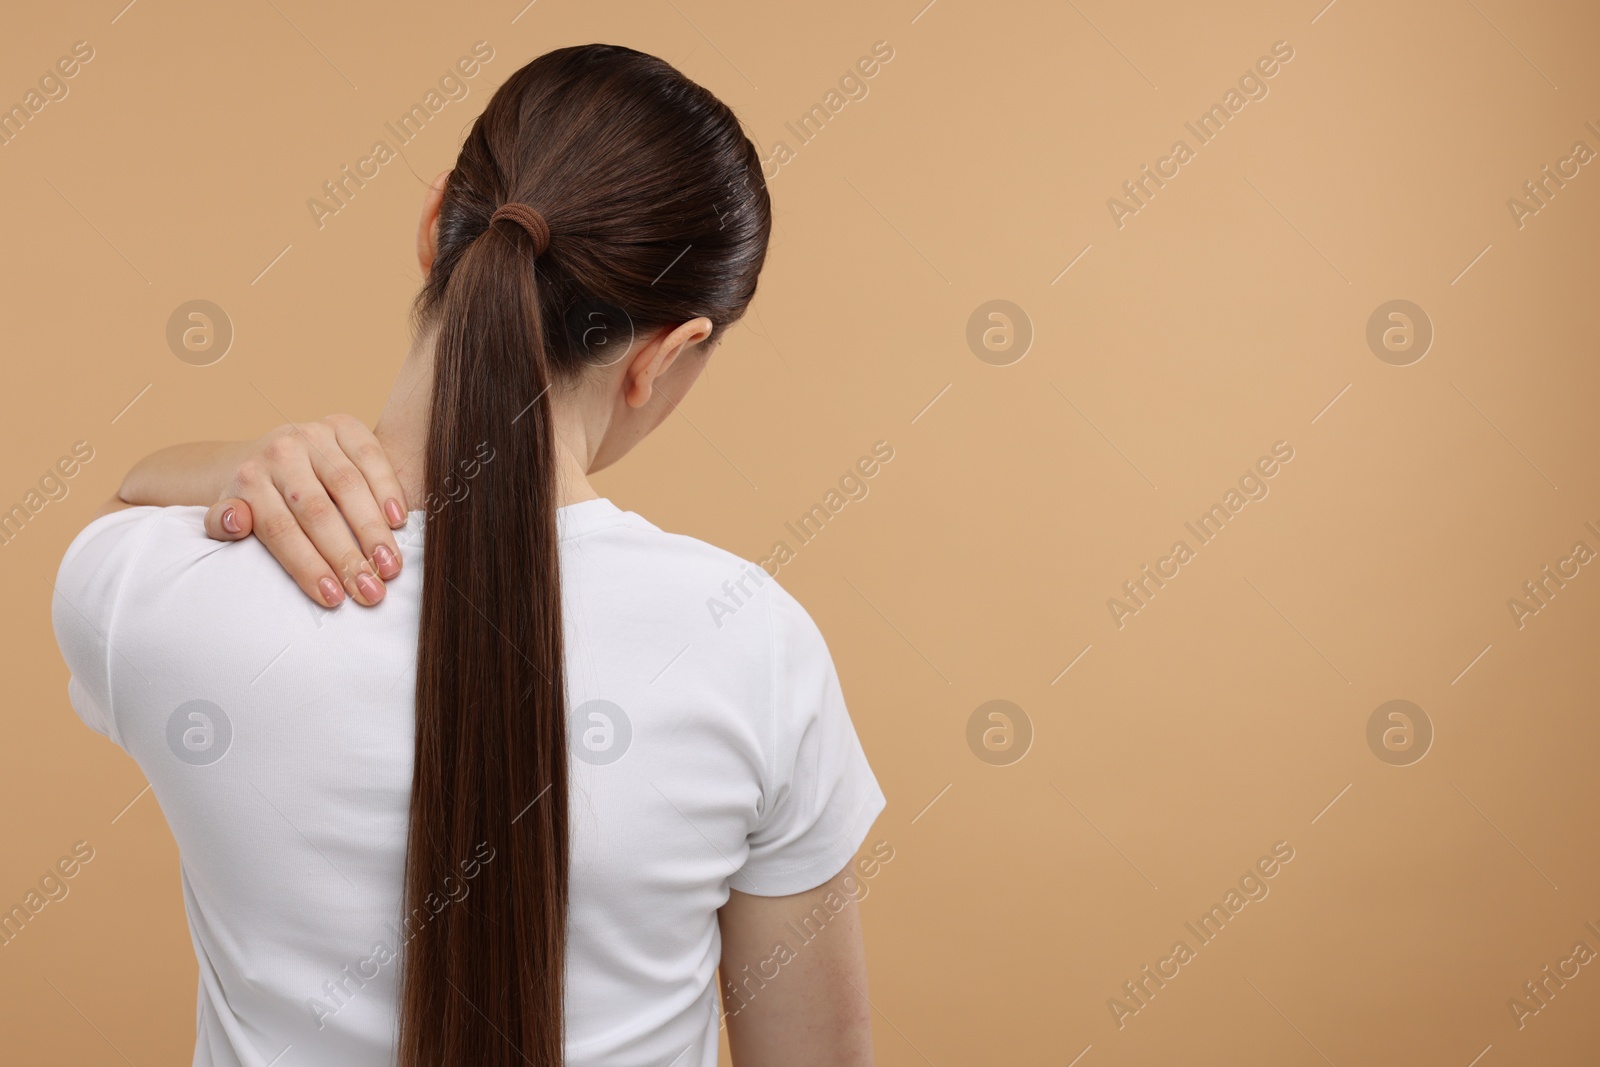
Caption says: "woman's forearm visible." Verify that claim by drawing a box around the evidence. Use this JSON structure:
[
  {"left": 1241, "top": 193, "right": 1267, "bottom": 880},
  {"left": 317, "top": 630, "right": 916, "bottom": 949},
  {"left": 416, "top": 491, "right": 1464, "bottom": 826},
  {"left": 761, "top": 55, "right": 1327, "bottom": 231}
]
[{"left": 117, "top": 440, "right": 255, "bottom": 507}]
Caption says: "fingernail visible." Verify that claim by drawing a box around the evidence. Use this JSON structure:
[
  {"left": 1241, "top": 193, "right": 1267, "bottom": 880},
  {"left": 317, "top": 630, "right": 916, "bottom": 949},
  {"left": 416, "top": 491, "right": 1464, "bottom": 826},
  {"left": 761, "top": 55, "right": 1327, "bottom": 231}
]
[
  {"left": 221, "top": 507, "right": 242, "bottom": 535},
  {"left": 385, "top": 499, "right": 405, "bottom": 527},
  {"left": 356, "top": 573, "right": 385, "bottom": 604},
  {"left": 319, "top": 577, "right": 345, "bottom": 606},
  {"left": 373, "top": 544, "right": 399, "bottom": 579}
]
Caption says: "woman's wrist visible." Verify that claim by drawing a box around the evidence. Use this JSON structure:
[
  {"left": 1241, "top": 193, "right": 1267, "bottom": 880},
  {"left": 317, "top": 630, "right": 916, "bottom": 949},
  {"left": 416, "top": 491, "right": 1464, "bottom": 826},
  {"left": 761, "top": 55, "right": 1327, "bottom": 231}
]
[{"left": 118, "top": 440, "right": 255, "bottom": 508}]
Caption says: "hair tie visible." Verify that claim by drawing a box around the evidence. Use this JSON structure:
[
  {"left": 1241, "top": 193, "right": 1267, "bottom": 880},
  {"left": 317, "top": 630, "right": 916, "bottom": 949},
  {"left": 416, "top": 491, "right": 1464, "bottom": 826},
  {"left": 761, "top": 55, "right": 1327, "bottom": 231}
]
[{"left": 490, "top": 202, "right": 550, "bottom": 258}]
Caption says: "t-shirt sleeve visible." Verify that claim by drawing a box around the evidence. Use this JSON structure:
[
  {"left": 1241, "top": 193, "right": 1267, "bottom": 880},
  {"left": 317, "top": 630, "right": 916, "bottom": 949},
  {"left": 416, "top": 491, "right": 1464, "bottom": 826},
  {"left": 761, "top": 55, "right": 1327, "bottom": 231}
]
[
  {"left": 50, "top": 507, "right": 161, "bottom": 746},
  {"left": 735, "top": 586, "right": 887, "bottom": 896}
]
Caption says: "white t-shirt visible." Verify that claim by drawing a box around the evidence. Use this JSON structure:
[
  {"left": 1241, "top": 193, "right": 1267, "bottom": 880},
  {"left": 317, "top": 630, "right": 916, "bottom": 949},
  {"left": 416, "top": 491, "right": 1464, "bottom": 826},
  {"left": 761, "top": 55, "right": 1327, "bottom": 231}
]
[{"left": 52, "top": 499, "right": 885, "bottom": 1067}]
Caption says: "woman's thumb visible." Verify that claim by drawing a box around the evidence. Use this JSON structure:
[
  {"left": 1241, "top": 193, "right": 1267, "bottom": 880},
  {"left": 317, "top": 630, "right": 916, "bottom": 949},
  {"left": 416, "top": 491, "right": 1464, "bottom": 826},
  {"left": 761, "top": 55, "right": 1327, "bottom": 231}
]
[{"left": 205, "top": 499, "right": 254, "bottom": 541}]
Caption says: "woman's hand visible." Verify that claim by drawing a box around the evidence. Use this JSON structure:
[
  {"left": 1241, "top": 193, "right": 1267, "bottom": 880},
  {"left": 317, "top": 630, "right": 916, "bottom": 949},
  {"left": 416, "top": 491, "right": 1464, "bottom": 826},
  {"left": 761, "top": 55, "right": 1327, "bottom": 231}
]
[{"left": 203, "top": 415, "right": 410, "bottom": 609}]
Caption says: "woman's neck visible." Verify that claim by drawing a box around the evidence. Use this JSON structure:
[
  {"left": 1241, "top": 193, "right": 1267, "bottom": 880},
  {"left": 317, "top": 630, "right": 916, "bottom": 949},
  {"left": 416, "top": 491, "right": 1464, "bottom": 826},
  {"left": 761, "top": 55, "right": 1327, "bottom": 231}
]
[{"left": 372, "top": 333, "right": 601, "bottom": 512}]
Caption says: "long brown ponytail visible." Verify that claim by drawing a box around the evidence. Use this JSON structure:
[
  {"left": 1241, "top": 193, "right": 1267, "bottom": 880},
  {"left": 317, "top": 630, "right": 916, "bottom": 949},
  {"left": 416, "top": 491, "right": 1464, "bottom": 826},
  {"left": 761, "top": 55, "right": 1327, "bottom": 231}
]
[{"left": 401, "top": 44, "right": 770, "bottom": 1066}]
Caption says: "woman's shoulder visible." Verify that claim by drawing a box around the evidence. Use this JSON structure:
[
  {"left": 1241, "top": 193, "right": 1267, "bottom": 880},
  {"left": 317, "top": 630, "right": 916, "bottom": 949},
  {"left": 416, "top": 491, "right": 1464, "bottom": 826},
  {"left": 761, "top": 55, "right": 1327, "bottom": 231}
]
[
  {"left": 57, "top": 504, "right": 208, "bottom": 585},
  {"left": 55, "top": 503, "right": 300, "bottom": 644},
  {"left": 574, "top": 507, "right": 821, "bottom": 651}
]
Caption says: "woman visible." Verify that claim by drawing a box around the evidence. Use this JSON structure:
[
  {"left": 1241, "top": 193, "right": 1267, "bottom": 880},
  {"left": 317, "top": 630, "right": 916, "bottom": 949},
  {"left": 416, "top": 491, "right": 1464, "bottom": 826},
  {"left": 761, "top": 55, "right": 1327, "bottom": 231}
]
[{"left": 53, "top": 44, "right": 884, "bottom": 1067}]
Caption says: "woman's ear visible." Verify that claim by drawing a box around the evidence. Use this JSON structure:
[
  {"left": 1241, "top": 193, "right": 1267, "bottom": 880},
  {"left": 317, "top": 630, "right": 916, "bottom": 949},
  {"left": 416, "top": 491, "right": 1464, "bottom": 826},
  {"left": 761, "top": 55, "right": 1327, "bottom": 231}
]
[
  {"left": 623, "top": 318, "right": 715, "bottom": 408},
  {"left": 416, "top": 170, "right": 452, "bottom": 276}
]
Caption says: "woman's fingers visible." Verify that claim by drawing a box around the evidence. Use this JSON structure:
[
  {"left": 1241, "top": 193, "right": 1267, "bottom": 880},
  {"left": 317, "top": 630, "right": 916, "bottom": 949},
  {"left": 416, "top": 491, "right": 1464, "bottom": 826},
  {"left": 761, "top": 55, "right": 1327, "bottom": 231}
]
[
  {"left": 234, "top": 478, "right": 350, "bottom": 609},
  {"left": 264, "top": 437, "right": 387, "bottom": 607},
  {"left": 314, "top": 415, "right": 405, "bottom": 581},
  {"left": 327, "top": 415, "right": 410, "bottom": 529},
  {"left": 204, "top": 498, "right": 254, "bottom": 541},
  {"left": 203, "top": 418, "right": 408, "bottom": 609}
]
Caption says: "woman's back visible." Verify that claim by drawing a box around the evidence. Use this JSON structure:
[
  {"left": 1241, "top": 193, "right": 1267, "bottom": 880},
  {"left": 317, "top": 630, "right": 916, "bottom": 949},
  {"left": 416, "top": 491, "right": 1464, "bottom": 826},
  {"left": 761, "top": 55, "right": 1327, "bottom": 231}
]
[{"left": 53, "top": 500, "right": 883, "bottom": 1067}]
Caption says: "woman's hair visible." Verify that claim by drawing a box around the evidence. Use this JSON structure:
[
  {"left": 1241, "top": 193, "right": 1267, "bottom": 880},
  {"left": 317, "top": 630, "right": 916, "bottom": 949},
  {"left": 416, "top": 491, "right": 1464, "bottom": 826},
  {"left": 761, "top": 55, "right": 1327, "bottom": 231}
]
[{"left": 403, "top": 44, "right": 770, "bottom": 1067}]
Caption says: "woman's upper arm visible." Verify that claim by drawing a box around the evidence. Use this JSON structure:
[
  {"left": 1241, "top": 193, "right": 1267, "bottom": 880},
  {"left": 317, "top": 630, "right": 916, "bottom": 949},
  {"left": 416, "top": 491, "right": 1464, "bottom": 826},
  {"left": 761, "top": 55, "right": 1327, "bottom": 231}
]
[
  {"left": 52, "top": 507, "right": 163, "bottom": 743},
  {"left": 717, "top": 866, "right": 874, "bottom": 1066}
]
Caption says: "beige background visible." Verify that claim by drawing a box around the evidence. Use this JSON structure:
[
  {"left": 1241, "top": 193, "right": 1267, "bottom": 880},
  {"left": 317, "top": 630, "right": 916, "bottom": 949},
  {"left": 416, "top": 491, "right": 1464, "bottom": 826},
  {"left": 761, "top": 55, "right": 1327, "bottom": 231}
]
[{"left": 3, "top": 0, "right": 1598, "bottom": 1063}]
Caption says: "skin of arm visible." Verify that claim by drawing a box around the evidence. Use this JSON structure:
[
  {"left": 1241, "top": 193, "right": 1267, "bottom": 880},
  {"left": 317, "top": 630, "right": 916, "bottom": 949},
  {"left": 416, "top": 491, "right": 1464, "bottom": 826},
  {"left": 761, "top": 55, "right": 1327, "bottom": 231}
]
[
  {"left": 97, "top": 440, "right": 255, "bottom": 518},
  {"left": 718, "top": 867, "right": 874, "bottom": 1066}
]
